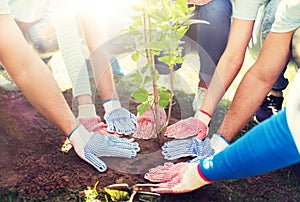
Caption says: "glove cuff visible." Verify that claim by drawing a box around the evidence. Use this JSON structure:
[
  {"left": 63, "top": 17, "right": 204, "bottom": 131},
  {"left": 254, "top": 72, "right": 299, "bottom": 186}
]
[
  {"left": 197, "top": 164, "right": 214, "bottom": 183},
  {"left": 210, "top": 134, "right": 230, "bottom": 154},
  {"left": 68, "top": 125, "right": 93, "bottom": 149},
  {"left": 103, "top": 99, "right": 121, "bottom": 113},
  {"left": 78, "top": 104, "right": 97, "bottom": 119},
  {"left": 194, "top": 110, "right": 211, "bottom": 125}
]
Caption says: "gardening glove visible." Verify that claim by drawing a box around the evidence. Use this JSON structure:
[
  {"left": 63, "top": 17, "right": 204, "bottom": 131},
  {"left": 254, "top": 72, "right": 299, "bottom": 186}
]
[
  {"left": 103, "top": 99, "right": 137, "bottom": 135},
  {"left": 76, "top": 104, "right": 118, "bottom": 137},
  {"left": 187, "top": 0, "right": 212, "bottom": 5},
  {"left": 164, "top": 110, "right": 211, "bottom": 139},
  {"left": 188, "top": 134, "right": 230, "bottom": 163},
  {"left": 145, "top": 162, "right": 184, "bottom": 182},
  {"left": 69, "top": 125, "right": 140, "bottom": 172},
  {"left": 149, "top": 162, "right": 212, "bottom": 194},
  {"left": 133, "top": 106, "right": 167, "bottom": 139},
  {"left": 161, "top": 137, "right": 214, "bottom": 160}
]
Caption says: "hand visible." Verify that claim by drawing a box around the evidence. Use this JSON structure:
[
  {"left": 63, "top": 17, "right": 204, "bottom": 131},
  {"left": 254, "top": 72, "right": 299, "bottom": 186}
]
[
  {"left": 187, "top": 0, "right": 212, "bottom": 5},
  {"left": 164, "top": 117, "right": 207, "bottom": 139},
  {"left": 77, "top": 116, "right": 120, "bottom": 137},
  {"left": 148, "top": 162, "right": 212, "bottom": 194},
  {"left": 103, "top": 100, "right": 137, "bottom": 135},
  {"left": 133, "top": 107, "right": 167, "bottom": 139},
  {"left": 164, "top": 110, "right": 211, "bottom": 139},
  {"left": 69, "top": 125, "right": 140, "bottom": 172},
  {"left": 76, "top": 104, "right": 118, "bottom": 137},
  {"left": 188, "top": 134, "right": 229, "bottom": 163},
  {"left": 162, "top": 137, "right": 214, "bottom": 160},
  {"left": 145, "top": 162, "right": 185, "bottom": 182}
]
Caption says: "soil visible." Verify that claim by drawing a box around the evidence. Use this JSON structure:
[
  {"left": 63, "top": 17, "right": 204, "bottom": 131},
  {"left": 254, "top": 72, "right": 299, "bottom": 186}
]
[{"left": 0, "top": 88, "right": 299, "bottom": 202}]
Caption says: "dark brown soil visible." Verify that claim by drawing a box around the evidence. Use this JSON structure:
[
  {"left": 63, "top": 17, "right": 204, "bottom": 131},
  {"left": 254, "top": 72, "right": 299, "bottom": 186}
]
[{"left": 0, "top": 89, "right": 299, "bottom": 202}]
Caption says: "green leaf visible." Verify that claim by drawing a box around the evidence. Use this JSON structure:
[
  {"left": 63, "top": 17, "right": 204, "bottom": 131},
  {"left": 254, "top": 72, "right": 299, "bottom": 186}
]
[
  {"left": 131, "top": 52, "right": 140, "bottom": 62},
  {"left": 141, "top": 65, "right": 148, "bottom": 74},
  {"left": 123, "top": 71, "right": 143, "bottom": 85},
  {"left": 143, "top": 75, "right": 152, "bottom": 85},
  {"left": 137, "top": 103, "right": 151, "bottom": 116},
  {"left": 157, "top": 55, "right": 175, "bottom": 66},
  {"left": 158, "top": 87, "right": 170, "bottom": 107},
  {"left": 183, "top": 19, "right": 210, "bottom": 26},
  {"left": 131, "top": 88, "right": 149, "bottom": 102}
]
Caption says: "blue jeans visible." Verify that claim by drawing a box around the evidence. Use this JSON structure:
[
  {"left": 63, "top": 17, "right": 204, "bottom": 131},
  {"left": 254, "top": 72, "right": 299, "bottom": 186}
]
[{"left": 155, "top": 0, "right": 232, "bottom": 85}]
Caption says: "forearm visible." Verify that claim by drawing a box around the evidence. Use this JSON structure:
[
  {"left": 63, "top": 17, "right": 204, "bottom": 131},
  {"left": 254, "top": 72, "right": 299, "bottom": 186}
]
[
  {"left": 201, "top": 54, "right": 243, "bottom": 115},
  {"left": 89, "top": 48, "right": 118, "bottom": 101},
  {"left": 200, "top": 109, "right": 300, "bottom": 181},
  {"left": 218, "top": 31, "right": 293, "bottom": 141},
  {"left": 13, "top": 59, "right": 76, "bottom": 135},
  {"left": 201, "top": 18, "right": 254, "bottom": 115},
  {"left": 78, "top": 11, "right": 118, "bottom": 101},
  {"left": 0, "top": 15, "right": 76, "bottom": 135}
]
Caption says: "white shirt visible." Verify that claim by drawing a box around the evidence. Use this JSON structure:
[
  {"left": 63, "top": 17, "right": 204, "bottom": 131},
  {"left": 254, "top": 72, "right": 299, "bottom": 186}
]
[
  {"left": 0, "top": 0, "right": 10, "bottom": 14},
  {"left": 233, "top": 0, "right": 300, "bottom": 33},
  {"left": 286, "top": 70, "right": 300, "bottom": 154}
]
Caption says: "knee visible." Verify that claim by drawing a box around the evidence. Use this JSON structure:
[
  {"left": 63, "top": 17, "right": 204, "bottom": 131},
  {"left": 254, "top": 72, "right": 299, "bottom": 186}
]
[
  {"left": 26, "top": 21, "right": 59, "bottom": 58},
  {"left": 292, "top": 28, "right": 300, "bottom": 68}
]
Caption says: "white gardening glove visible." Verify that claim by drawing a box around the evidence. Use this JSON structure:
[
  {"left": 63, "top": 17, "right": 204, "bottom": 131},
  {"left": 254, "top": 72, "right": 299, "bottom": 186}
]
[
  {"left": 134, "top": 106, "right": 167, "bottom": 139},
  {"left": 69, "top": 125, "right": 140, "bottom": 172},
  {"left": 148, "top": 162, "right": 212, "bottom": 194},
  {"left": 76, "top": 104, "right": 117, "bottom": 136},
  {"left": 103, "top": 100, "right": 137, "bottom": 135},
  {"left": 161, "top": 137, "right": 214, "bottom": 160},
  {"left": 188, "top": 134, "right": 230, "bottom": 163},
  {"left": 187, "top": 0, "right": 212, "bottom": 5},
  {"left": 164, "top": 110, "right": 211, "bottom": 139}
]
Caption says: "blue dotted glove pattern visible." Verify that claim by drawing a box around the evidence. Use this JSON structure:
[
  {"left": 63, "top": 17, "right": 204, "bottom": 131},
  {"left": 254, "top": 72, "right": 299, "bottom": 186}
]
[
  {"left": 104, "top": 108, "right": 137, "bottom": 135},
  {"left": 84, "top": 134, "right": 140, "bottom": 171},
  {"left": 162, "top": 137, "right": 214, "bottom": 160}
]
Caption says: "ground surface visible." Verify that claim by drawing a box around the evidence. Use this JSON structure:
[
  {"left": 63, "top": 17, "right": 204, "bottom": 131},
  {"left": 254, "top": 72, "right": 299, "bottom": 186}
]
[{"left": 0, "top": 88, "right": 299, "bottom": 202}]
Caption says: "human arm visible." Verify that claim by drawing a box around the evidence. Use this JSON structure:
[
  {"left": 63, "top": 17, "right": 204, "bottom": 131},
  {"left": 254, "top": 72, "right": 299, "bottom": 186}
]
[
  {"left": 217, "top": 30, "right": 294, "bottom": 141},
  {"left": 200, "top": 18, "right": 255, "bottom": 117},
  {"left": 0, "top": 14, "right": 140, "bottom": 173},
  {"left": 0, "top": 14, "right": 76, "bottom": 135},
  {"left": 150, "top": 109, "right": 300, "bottom": 193}
]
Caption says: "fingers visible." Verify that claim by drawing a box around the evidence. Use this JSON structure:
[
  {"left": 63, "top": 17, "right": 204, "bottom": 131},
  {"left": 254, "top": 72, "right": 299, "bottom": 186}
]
[
  {"left": 104, "top": 108, "right": 137, "bottom": 135},
  {"left": 144, "top": 162, "right": 176, "bottom": 182},
  {"left": 162, "top": 139, "right": 192, "bottom": 149},
  {"left": 84, "top": 150, "right": 107, "bottom": 172},
  {"left": 134, "top": 120, "right": 156, "bottom": 139},
  {"left": 108, "top": 136, "right": 140, "bottom": 152},
  {"left": 161, "top": 139, "right": 193, "bottom": 160},
  {"left": 164, "top": 121, "right": 195, "bottom": 139},
  {"left": 151, "top": 176, "right": 182, "bottom": 194}
]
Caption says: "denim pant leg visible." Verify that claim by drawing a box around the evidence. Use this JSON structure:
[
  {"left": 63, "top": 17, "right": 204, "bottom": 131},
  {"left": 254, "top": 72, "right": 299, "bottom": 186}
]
[
  {"left": 262, "top": 0, "right": 289, "bottom": 91},
  {"left": 196, "top": 0, "right": 232, "bottom": 84}
]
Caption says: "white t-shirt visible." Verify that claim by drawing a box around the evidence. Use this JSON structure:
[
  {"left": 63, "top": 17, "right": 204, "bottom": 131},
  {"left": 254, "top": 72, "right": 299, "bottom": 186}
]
[
  {"left": 233, "top": 0, "right": 300, "bottom": 33},
  {"left": 8, "top": 0, "right": 49, "bottom": 23},
  {"left": 286, "top": 70, "right": 300, "bottom": 154},
  {"left": 0, "top": 0, "right": 10, "bottom": 14}
]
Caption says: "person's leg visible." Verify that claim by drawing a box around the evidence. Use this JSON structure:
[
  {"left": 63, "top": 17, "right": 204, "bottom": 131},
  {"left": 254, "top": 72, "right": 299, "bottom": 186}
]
[
  {"left": 254, "top": 0, "right": 288, "bottom": 123},
  {"left": 17, "top": 19, "right": 59, "bottom": 63},
  {"left": 192, "top": 0, "right": 232, "bottom": 112}
]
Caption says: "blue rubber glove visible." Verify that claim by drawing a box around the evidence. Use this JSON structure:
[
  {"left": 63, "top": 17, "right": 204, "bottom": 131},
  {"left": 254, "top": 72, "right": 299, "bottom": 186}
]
[
  {"left": 69, "top": 125, "right": 140, "bottom": 172},
  {"left": 162, "top": 137, "right": 214, "bottom": 160},
  {"left": 103, "top": 100, "right": 137, "bottom": 135}
]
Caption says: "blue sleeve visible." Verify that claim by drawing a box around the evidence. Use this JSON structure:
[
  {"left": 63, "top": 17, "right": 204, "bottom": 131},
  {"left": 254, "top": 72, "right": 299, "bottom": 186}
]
[{"left": 200, "top": 108, "right": 300, "bottom": 181}]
